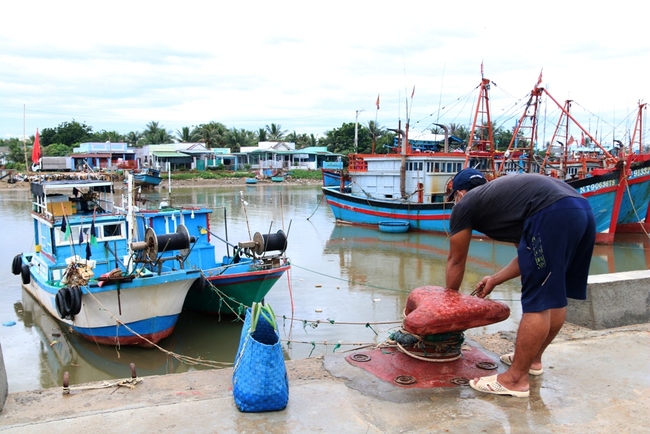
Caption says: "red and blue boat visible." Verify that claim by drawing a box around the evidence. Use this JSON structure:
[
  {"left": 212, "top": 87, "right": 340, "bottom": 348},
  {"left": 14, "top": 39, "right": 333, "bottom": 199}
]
[{"left": 12, "top": 176, "right": 201, "bottom": 346}]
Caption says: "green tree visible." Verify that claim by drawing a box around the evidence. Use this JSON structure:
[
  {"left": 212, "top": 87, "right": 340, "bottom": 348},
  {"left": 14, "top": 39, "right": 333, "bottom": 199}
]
[
  {"left": 3, "top": 138, "right": 28, "bottom": 165},
  {"left": 43, "top": 143, "right": 73, "bottom": 156},
  {"left": 224, "top": 128, "right": 255, "bottom": 153},
  {"left": 265, "top": 123, "right": 287, "bottom": 141},
  {"left": 91, "top": 130, "right": 124, "bottom": 143},
  {"left": 142, "top": 121, "right": 174, "bottom": 144},
  {"left": 256, "top": 128, "right": 268, "bottom": 142},
  {"left": 176, "top": 126, "right": 197, "bottom": 143},
  {"left": 195, "top": 122, "right": 228, "bottom": 149},
  {"left": 321, "top": 123, "right": 372, "bottom": 155},
  {"left": 40, "top": 120, "right": 93, "bottom": 147},
  {"left": 125, "top": 131, "right": 143, "bottom": 147},
  {"left": 494, "top": 126, "right": 514, "bottom": 151}
]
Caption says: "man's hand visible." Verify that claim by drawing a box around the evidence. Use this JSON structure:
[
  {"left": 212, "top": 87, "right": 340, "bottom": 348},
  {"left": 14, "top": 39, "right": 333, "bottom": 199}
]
[{"left": 472, "top": 276, "right": 496, "bottom": 298}]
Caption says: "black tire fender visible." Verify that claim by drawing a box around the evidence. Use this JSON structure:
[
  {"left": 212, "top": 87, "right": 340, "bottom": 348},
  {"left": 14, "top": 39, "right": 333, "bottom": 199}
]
[
  {"left": 55, "top": 289, "right": 68, "bottom": 319},
  {"left": 11, "top": 255, "right": 22, "bottom": 275},
  {"left": 65, "top": 286, "right": 82, "bottom": 317},
  {"left": 20, "top": 264, "right": 31, "bottom": 285},
  {"left": 189, "top": 275, "right": 207, "bottom": 294}
]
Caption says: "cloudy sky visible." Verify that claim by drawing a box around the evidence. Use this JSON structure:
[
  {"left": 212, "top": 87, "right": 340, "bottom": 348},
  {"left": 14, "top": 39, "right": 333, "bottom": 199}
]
[{"left": 1, "top": 1, "right": 648, "bottom": 143}]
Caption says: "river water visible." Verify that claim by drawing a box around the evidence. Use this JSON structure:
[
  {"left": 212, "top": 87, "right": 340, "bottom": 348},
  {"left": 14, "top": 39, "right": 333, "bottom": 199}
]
[{"left": 1, "top": 183, "right": 649, "bottom": 393}]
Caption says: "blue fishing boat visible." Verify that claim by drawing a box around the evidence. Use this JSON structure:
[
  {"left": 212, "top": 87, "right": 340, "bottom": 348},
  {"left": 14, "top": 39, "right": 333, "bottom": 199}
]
[
  {"left": 12, "top": 176, "right": 200, "bottom": 346},
  {"left": 245, "top": 178, "right": 258, "bottom": 185},
  {"left": 132, "top": 167, "right": 162, "bottom": 187},
  {"left": 322, "top": 168, "right": 343, "bottom": 187},
  {"left": 135, "top": 205, "right": 290, "bottom": 315}
]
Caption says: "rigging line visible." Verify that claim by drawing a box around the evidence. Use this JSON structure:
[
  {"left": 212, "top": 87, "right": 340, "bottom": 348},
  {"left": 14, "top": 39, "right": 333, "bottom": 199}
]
[
  {"left": 82, "top": 287, "right": 233, "bottom": 368},
  {"left": 282, "top": 316, "right": 402, "bottom": 326},
  {"left": 290, "top": 263, "right": 407, "bottom": 293},
  {"left": 306, "top": 193, "right": 324, "bottom": 220}
]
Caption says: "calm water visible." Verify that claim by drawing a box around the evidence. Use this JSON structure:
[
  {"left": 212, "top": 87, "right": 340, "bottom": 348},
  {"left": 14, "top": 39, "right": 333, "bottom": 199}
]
[{"left": 1, "top": 183, "right": 649, "bottom": 393}]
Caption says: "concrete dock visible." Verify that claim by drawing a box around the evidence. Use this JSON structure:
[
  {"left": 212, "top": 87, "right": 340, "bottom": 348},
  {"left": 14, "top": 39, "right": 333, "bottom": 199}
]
[{"left": 0, "top": 322, "right": 648, "bottom": 433}]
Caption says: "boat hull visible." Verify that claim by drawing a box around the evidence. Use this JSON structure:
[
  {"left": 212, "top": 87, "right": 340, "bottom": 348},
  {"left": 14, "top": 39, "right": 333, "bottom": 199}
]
[
  {"left": 325, "top": 167, "right": 633, "bottom": 245},
  {"left": 615, "top": 155, "right": 650, "bottom": 232},
  {"left": 22, "top": 255, "right": 199, "bottom": 347},
  {"left": 185, "top": 262, "right": 290, "bottom": 315},
  {"left": 138, "top": 209, "right": 290, "bottom": 315},
  {"left": 322, "top": 186, "right": 454, "bottom": 234},
  {"left": 133, "top": 174, "right": 162, "bottom": 187}
]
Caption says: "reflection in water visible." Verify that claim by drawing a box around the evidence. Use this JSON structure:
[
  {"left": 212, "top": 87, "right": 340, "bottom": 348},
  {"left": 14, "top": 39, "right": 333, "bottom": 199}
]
[
  {"left": 0, "top": 185, "right": 648, "bottom": 392},
  {"left": 18, "top": 288, "right": 243, "bottom": 390}
]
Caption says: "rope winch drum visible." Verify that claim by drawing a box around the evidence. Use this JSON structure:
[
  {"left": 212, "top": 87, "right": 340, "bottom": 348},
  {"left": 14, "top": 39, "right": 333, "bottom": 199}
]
[
  {"left": 131, "top": 224, "right": 194, "bottom": 262},
  {"left": 238, "top": 230, "right": 288, "bottom": 256}
]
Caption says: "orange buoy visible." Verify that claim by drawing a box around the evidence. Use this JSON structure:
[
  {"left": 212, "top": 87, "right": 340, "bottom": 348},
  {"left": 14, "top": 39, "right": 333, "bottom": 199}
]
[{"left": 403, "top": 286, "right": 510, "bottom": 336}]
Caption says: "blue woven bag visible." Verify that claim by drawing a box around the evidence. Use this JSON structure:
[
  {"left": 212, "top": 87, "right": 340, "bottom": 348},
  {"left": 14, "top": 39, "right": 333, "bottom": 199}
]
[{"left": 233, "top": 304, "right": 289, "bottom": 412}]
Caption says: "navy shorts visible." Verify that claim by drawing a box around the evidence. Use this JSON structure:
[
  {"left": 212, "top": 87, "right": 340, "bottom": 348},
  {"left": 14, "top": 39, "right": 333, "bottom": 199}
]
[{"left": 517, "top": 197, "right": 596, "bottom": 313}]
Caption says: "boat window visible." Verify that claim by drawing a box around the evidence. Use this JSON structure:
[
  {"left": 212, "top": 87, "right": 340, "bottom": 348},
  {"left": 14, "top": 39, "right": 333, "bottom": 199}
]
[{"left": 103, "top": 223, "right": 123, "bottom": 239}]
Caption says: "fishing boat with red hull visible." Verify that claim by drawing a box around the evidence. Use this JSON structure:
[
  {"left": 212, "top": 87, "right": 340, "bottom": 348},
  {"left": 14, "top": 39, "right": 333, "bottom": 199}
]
[{"left": 323, "top": 70, "right": 650, "bottom": 245}]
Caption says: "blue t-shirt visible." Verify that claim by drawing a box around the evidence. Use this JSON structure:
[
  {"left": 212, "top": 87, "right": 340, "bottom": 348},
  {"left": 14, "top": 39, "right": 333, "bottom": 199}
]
[{"left": 449, "top": 174, "right": 585, "bottom": 243}]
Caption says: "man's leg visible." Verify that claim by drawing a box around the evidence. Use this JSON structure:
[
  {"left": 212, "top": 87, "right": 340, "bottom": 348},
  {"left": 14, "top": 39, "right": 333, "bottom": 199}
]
[
  {"left": 530, "top": 307, "right": 566, "bottom": 370},
  {"left": 496, "top": 309, "right": 551, "bottom": 392}
]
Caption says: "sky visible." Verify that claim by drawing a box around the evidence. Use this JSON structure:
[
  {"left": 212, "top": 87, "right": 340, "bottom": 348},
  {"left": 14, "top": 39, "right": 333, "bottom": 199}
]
[{"left": 2, "top": 1, "right": 649, "bottom": 144}]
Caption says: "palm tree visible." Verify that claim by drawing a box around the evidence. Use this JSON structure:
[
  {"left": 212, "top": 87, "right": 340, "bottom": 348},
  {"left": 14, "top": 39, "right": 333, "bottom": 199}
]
[
  {"left": 195, "top": 122, "right": 228, "bottom": 149},
  {"left": 257, "top": 128, "right": 269, "bottom": 142},
  {"left": 367, "top": 120, "right": 385, "bottom": 153},
  {"left": 176, "top": 126, "right": 196, "bottom": 143},
  {"left": 224, "top": 128, "right": 255, "bottom": 153},
  {"left": 125, "top": 131, "right": 143, "bottom": 147},
  {"left": 142, "top": 121, "right": 173, "bottom": 144},
  {"left": 265, "top": 123, "right": 287, "bottom": 141}
]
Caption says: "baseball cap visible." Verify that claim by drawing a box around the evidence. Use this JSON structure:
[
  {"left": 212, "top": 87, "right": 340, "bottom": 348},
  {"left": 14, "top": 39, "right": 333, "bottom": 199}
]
[{"left": 450, "top": 168, "right": 486, "bottom": 198}]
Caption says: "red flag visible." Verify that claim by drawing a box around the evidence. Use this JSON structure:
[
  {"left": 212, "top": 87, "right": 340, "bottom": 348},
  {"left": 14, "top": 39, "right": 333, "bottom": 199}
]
[
  {"left": 567, "top": 136, "right": 576, "bottom": 146},
  {"left": 31, "top": 129, "right": 41, "bottom": 166},
  {"left": 411, "top": 85, "right": 415, "bottom": 99},
  {"left": 536, "top": 69, "right": 543, "bottom": 86},
  {"left": 481, "top": 61, "right": 484, "bottom": 77},
  {"left": 375, "top": 94, "right": 380, "bottom": 110},
  {"left": 581, "top": 132, "right": 585, "bottom": 146}
]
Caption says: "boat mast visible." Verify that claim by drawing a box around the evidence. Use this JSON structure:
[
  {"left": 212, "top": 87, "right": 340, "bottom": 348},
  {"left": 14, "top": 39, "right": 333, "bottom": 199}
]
[
  {"left": 126, "top": 173, "right": 135, "bottom": 273},
  {"left": 465, "top": 77, "right": 496, "bottom": 177},
  {"left": 629, "top": 102, "right": 647, "bottom": 154},
  {"left": 498, "top": 85, "right": 543, "bottom": 175}
]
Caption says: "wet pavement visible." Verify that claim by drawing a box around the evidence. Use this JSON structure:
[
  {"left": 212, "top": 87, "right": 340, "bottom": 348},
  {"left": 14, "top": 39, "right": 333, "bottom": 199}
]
[{"left": 0, "top": 323, "right": 648, "bottom": 433}]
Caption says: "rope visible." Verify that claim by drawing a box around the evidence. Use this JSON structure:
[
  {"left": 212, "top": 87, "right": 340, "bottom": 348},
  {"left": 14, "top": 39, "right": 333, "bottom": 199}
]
[
  {"left": 63, "top": 377, "right": 143, "bottom": 394},
  {"left": 377, "top": 328, "right": 465, "bottom": 363},
  {"left": 622, "top": 174, "right": 650, "bottom": 238}
]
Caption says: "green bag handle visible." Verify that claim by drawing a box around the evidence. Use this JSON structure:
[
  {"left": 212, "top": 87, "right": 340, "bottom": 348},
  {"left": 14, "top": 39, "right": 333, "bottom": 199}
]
[{"left": 250, "top": 302, "right": 277, "bottom": 333}]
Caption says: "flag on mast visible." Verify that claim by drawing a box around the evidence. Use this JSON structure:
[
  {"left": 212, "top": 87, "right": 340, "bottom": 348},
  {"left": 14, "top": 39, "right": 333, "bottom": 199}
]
[
  {"left": 31, "top": 129, "right": 41, "bottom": 171},
  {"left": 376, "top": 94, "right": 380, "bottom": 110}
]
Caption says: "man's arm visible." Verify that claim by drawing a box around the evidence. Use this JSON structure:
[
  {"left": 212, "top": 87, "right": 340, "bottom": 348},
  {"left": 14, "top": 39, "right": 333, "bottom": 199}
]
[{"left": 445, "top": 227, "right": 472, "bottom": 291}]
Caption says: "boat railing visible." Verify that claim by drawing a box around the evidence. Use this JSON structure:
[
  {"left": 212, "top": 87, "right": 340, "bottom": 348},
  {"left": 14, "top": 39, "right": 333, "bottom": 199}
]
[{"left": 348, "top": 155, "right": 368, "bottom": 172}]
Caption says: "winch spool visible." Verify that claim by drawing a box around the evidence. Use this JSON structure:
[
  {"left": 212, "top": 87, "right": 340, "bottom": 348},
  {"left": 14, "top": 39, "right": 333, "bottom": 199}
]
[
  {"left": 131, "top": 224, "right": 193, "bottom": 262},
  {"left": 239, "top": 230, "right": 288, "bottom": 255}
]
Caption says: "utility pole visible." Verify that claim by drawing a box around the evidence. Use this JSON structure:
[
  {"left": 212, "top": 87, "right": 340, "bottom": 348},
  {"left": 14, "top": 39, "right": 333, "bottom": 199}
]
[{"left": 354, "top": 109, "right": 364, "bottom": 153}]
